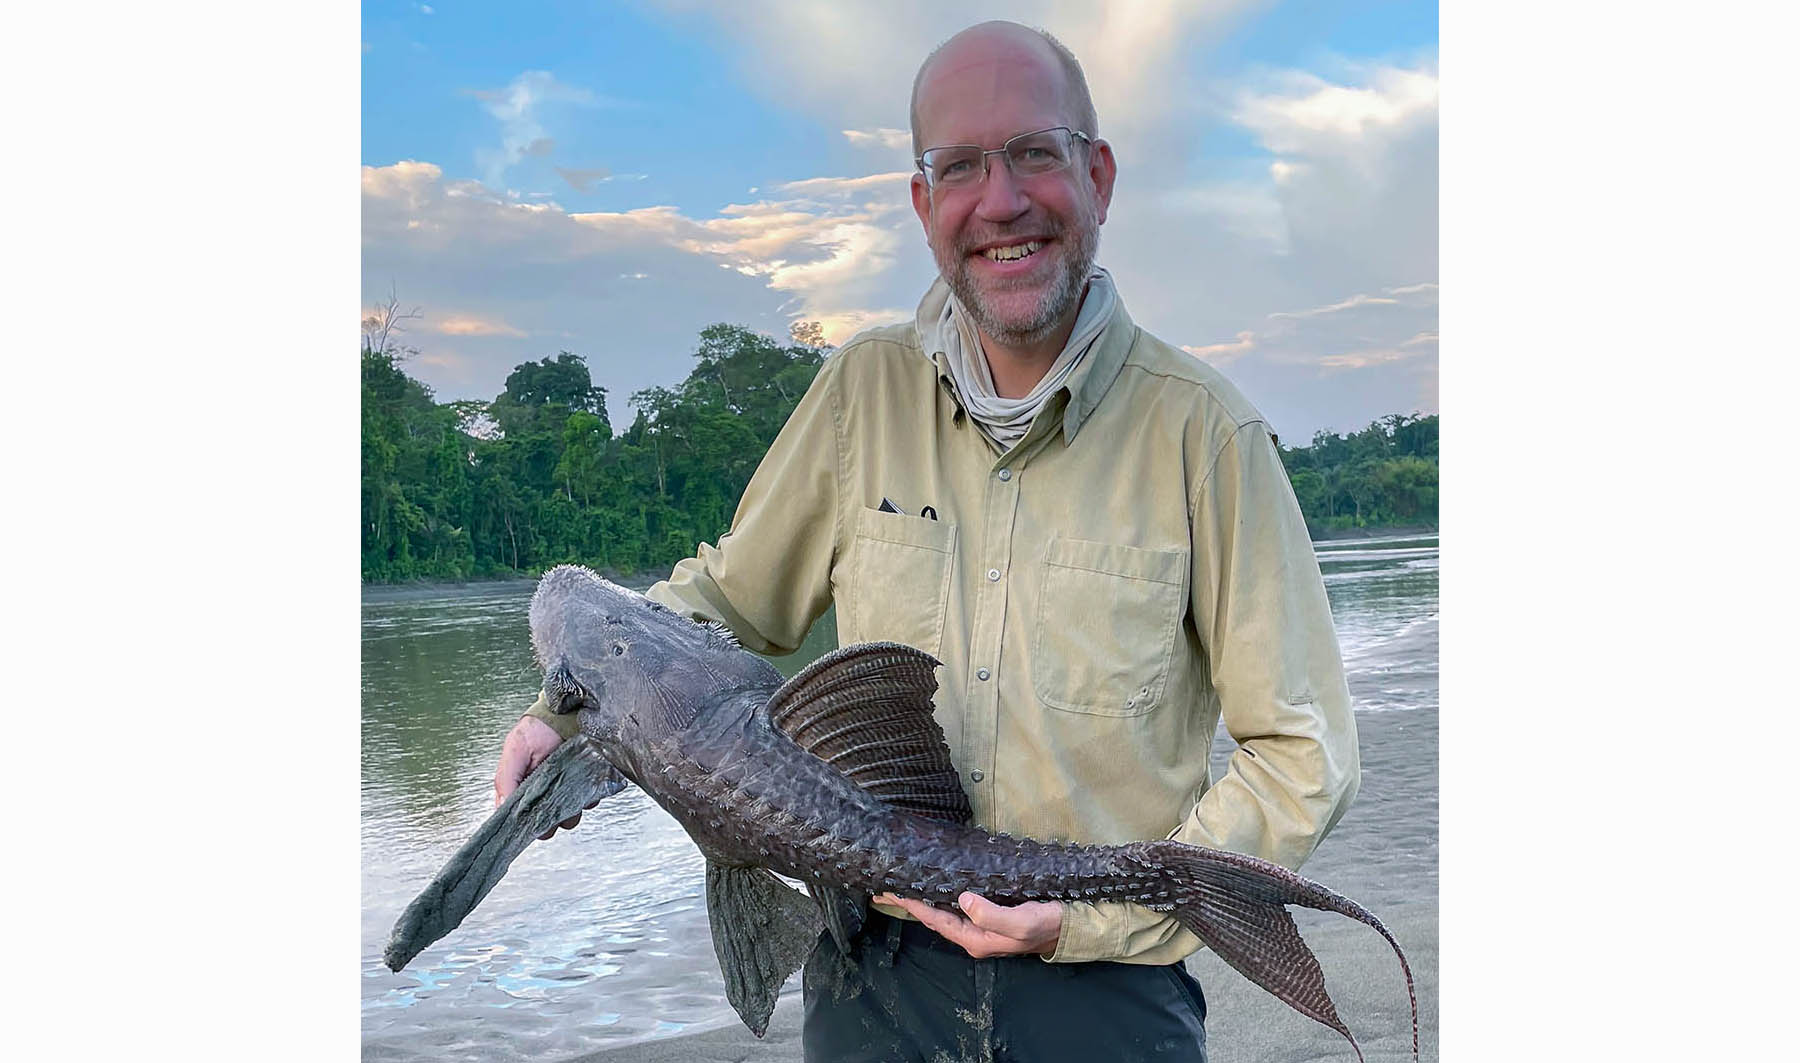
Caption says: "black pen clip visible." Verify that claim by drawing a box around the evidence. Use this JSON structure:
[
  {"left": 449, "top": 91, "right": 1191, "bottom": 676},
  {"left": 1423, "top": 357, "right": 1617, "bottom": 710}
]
[{"left": 880, "top": 497, "right": 938, "bottom": 521}]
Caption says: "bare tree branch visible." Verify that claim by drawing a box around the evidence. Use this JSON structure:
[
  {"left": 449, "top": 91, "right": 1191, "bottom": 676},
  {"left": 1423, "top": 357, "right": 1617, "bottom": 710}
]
[{"left": 363, "top": 282, "right": 424, "bottom": 358}]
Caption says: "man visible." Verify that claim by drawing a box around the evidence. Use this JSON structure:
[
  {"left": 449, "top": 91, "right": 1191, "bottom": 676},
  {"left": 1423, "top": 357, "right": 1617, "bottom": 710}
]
[{"left": 493, "top": 20, "right": 1358, "bottom": 1062}]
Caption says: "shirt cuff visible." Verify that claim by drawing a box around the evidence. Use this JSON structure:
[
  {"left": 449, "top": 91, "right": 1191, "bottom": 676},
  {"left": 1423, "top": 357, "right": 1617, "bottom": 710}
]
[
  {"left": 1045, "top": 900, "right": 1204, "bottom": 965},
  {"left": 522, "top": 690, "right": 583, "bottom": 741},
  {"left": 1045, "top": 900, "right": 1124, "bottom": 963}
]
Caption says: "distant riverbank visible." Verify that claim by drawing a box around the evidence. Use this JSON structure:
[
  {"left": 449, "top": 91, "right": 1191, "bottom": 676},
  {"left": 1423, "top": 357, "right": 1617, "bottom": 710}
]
[
  {"left": 359, "top": 525, "right": 1439, "bottom": 595},
  {"left": 1310, "top": 524, "right": 1437, "bottom": 542},
  {"left": 360, "top": 571, "right": 648, "bottom": 601}
]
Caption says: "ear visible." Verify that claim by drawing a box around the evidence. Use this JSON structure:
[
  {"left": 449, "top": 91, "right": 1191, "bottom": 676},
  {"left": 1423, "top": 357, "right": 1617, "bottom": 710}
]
[
  {"left": 1086, "top": 138, "right": 1117, "bottom": 225},
  {"left": 910, "top": 171, "right": 933, "bottom": 235}
]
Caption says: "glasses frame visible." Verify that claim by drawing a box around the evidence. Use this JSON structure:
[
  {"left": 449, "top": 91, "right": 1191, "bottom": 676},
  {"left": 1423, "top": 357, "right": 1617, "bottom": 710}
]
[{"left": 914, "top": 126, "right": 1094, "bottom": 191}]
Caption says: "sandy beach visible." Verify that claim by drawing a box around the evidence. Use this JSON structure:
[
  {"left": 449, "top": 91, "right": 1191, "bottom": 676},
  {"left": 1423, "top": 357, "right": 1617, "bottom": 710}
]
[{"left": 569, "top": 706, "right": 1439, "bottom": 1063}]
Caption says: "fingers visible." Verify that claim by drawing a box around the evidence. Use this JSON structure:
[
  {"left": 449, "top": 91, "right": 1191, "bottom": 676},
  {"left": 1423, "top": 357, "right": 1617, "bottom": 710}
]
[
  {"left": 868, "top": 892, "right": 1062, "bottom": 959},
  {"left": 872, "top": 894, "right": 999, "bottom": 957},
  {"left": 959, "top": 892, "right": 1031, "bottom": 937},
  {"left": 496, "top": 715, "right": 571, "bottom": 841},
  {"left": 494, "top": 728, "right": 533, "bottom": 807},
  {"left": 897, "top": 897, "right": 975, "bottom": 940},
  {"left": 961, "top": 893, "right": 1062, "bottom": 956}
]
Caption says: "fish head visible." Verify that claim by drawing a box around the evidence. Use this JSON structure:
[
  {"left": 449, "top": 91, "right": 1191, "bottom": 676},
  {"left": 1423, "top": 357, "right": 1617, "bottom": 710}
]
[{"left": 529, "top": 564, "right": 763, "bottom": 737}]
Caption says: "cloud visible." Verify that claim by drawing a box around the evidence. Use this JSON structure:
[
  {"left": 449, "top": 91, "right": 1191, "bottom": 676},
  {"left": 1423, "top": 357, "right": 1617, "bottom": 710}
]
[
  {"left": 555, "top": 166, "right": 612, "bottom": 192},
  {"left": 363, "top": 154, "right": 934, "bottom": 405},
  {"left": 1234, "top": 66, "right": 1438, "bottom": 155},
  {"left": 1317, "top": 347, "right": 1419, "bottom": 370},
  {"left": 1180, "top": 282, "right": 1439, "bottom": 436},
  {"left": 773, "top": 171, "right": 911, "bottom": 197},
  {"left": 430, "top": 314, "right": 527, "bottom": 338},
  {"left": 552, "top": 170, "right": 922, "bottom": 342},
  {"left": 467, "top": 71, "right": 623, "bottom": 188},
  {"left": 1182, "top": 331, "right": 1256, "bottom": 367},
  {"left": 1270, "top": 293, "right": 1400, "bottom": 320},
  {"left": 644, "top": 1, "right": 1263, "bottom": 144},
  {"left": 844, "top": 127, "right": 912, "bottom": 152},
  {"left": 362, "top": 161, "right": 803, "bottom": 424},
  {"left": 843, "top": 127, "right": 909, "bottom": 148},
  {"left": 363, "top": 6, "right": 1435, "bottom": 440}
]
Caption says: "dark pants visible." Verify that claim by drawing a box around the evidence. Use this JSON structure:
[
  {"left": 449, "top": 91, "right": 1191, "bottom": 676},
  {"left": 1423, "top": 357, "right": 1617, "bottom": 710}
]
[{"left": 802, "top": 912, "right": 1207, "bottom": 1063}]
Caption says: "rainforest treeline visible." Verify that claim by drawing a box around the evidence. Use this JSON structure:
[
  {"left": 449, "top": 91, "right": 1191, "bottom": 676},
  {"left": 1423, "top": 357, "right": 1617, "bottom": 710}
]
[{"left": 361, "top": 322, "right": 1438, "bottom": 583}]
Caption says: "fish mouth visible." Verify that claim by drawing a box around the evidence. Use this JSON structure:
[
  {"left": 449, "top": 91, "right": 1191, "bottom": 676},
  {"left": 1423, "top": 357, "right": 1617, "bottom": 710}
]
[{"left": 543, "top": 662, "right": 596, "bottom": 715}]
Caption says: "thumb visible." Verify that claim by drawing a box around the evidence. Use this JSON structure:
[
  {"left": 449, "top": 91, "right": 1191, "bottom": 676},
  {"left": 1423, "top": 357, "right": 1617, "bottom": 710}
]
[{"left": 958, "top": 892, "right": 1027, "bottom": 936}]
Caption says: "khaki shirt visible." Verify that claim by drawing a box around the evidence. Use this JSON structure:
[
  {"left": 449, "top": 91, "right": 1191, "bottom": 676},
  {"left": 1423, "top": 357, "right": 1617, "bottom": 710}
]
[{"left": 529, "top": 279, "right": 1358, "bottom": 965}]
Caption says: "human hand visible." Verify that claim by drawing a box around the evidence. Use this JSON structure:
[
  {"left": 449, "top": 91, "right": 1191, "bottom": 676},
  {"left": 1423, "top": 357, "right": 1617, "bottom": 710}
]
[
  {"left": 875, "top": 891, "right": 1062, "bottom": 958},
  {"left": 493, "top": 714, "right": 594, "bottom": 839}
]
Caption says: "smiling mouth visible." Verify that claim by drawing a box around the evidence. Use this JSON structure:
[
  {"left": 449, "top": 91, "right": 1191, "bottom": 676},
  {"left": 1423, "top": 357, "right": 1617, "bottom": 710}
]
[{"left": 981, "top": 240, "right": 1044, "bottom": 262}]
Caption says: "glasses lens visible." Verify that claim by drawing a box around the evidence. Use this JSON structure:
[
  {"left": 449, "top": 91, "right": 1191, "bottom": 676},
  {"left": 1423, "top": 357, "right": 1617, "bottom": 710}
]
[
  {"left": 1006, "top": 129, "right": 1073, "bottom": 175},
  {"left": 925, "top": 147, "right": 984, "bottom": 188}
]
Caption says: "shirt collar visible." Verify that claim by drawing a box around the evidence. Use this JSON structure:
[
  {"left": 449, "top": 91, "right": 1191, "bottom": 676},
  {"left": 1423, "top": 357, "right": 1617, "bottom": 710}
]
[{"left": 917, "top": 276, "right": 1136, "bottom": 445}]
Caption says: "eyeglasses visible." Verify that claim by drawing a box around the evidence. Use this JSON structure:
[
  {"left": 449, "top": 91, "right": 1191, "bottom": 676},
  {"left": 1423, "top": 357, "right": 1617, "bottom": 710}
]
[{"left": 915, "top": 126, "right": 1092, "bottom": 191}]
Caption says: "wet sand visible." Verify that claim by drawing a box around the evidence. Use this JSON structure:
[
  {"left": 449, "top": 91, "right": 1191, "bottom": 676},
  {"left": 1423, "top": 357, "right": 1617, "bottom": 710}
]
[{"left": 572, "top": 706, "right": 1439, "bottom": 1062}]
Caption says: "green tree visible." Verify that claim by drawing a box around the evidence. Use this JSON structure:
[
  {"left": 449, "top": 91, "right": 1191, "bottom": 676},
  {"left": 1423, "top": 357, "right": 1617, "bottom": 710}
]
[{"left": 490, "top": 353, "right": 609, "bottom": 439}]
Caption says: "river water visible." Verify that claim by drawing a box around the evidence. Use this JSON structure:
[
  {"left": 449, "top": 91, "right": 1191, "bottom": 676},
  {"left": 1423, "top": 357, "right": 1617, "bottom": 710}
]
[{"left": 361, "top": 533, "right": 1438, "bottom": 1061}]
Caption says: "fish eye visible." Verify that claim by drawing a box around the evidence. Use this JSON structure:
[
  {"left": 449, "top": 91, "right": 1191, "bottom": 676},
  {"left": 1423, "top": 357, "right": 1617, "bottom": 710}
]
[{"left": 612, "top": 642, "right": 626, "bottom": 656}]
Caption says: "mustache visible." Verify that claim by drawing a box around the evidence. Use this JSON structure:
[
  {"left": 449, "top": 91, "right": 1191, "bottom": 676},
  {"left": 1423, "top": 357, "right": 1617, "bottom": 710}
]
[{"left": 954, "top": 219, "right": 1064, "bottom": 256}]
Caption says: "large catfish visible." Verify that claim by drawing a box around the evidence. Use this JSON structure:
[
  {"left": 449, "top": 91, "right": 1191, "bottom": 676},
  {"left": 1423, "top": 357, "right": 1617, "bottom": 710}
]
[{"left": 385, "top": 564, "right": 1417, "bottom": 1061}]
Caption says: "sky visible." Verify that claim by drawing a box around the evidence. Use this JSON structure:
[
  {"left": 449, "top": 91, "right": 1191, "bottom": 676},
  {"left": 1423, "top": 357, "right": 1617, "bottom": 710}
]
[
  {"left": 361, "top": 0, "right": 1439, "bottom": 442},
  {"left": 17, "top": 8, "right": 1800, "bottom": 1057}
]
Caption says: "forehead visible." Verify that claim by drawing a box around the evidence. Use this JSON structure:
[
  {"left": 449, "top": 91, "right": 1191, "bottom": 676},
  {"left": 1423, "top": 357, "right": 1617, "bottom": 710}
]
[{"left": 915, "top": 36, "right": 1072, "bottom": 148}]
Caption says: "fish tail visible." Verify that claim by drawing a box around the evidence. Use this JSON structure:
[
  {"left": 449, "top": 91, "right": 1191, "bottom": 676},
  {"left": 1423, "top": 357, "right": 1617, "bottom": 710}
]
[{"left": 1131, "top": 840, "right": 1418, "bottom": 1063}]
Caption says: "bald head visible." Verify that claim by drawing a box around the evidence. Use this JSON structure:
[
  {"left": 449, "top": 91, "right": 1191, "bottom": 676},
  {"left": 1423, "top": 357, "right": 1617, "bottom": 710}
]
[{"left": 909, "top": 21, "right": 1098, "bottom": 158}]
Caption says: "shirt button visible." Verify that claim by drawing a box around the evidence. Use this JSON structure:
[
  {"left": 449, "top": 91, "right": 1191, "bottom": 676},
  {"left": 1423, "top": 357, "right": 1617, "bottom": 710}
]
[
  {"left": 987, "top": 568, "right": 1001, "bottom": 581},
  {"left": 970, "top": 769, "right": 985, "bottom": 783},
  {"left": 977, "top": 668, "right": 991, "bottom": 681},
  {"left": 997, "top": 468, "right": 1012, "bottom": 482}
]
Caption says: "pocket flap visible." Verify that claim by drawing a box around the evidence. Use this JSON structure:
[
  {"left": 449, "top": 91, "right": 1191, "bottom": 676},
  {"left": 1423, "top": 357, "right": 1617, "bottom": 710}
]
[
  {"left": 855, "top": 505, "right": 957, "bottom": 552},
  {"left": 1045, "top": 536, "right": 1187, "bottom": 586}
]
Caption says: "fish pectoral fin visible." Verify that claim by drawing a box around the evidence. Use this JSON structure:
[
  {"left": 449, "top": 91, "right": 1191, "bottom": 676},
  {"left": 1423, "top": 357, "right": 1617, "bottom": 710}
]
[
  {"left": 383, "top": 737, "right": 629, "bottom": 974},
  {"left": 762, "top": 642, "right": 972, "bottom": 825},
  {"left": 704, "top": 861, "right": 822, "bottom": 1038}
]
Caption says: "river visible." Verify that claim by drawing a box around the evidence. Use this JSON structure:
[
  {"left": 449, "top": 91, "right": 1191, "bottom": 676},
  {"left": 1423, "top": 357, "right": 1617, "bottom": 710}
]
[{"left": 361, "top": 533, "right": 1438, "bottom": 1061}]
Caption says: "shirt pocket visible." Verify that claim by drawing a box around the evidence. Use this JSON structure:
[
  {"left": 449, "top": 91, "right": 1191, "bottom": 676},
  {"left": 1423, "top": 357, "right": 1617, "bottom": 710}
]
[
  {"left": 847, "top": 506, "right": 958, "bottom": 659},
  {"left": 1032, "top": 535, "right": 1189, "bottom": 717}
]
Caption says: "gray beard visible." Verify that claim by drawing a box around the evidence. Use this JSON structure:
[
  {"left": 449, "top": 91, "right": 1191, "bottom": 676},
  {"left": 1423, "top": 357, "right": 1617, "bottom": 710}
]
[{"left": 939, "top": 211, "right": 1100, "bottom": 350}]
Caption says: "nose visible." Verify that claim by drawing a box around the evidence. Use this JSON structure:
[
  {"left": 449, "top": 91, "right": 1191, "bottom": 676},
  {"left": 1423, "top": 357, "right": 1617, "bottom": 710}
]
[{"left": 973, "top": 156, "right": 1030, "bottom": 222}]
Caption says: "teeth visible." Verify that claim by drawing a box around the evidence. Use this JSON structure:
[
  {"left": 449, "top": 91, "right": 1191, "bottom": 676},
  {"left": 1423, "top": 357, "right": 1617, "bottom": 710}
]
[{"left": 983, "top": 240, "right": 1043, "bottom": 262}]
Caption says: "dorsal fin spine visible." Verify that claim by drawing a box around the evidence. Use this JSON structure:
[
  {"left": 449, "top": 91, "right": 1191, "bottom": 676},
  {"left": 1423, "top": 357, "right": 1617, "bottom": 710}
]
[{"left": 760, "top": 642, "right": 970, "bottom": 825}]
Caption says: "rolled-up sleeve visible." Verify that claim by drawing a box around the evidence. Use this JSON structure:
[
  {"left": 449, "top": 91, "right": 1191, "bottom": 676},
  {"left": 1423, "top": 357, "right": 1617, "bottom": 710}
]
[
  {"left": 643, "top": 357, "right": 843, "bottom": 652},
  {"left": 1049, "top": 419, "right": 1359, "bottom": 965},
  {"left": 524, "top": 356, "right": 845, "bottom": 736}
]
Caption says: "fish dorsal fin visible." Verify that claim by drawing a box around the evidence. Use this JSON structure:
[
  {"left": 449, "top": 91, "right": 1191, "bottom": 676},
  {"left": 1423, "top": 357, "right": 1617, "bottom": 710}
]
[{"left": 764, "top": 642, "right": 972, "bottom": 824}]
